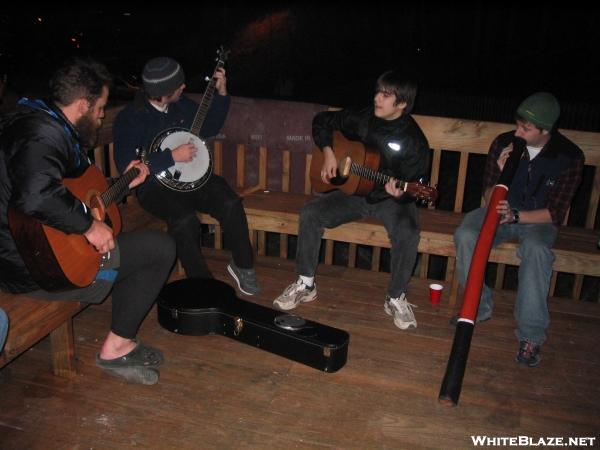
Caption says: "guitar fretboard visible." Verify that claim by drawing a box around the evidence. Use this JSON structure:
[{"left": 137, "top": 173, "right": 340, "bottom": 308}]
[
  {"left": 101, "top": 168, "right": 140, "bottom": 207},
  {"left": 189, "top": 59, "right": 226, "bottom": 136},
  {"left": 350, "top": 163, "right": 406, "bottom": 189}
]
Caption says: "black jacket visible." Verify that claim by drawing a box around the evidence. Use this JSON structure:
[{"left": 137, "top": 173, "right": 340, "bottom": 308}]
[
  {"left": 0, "top": 101, "right": 92, "bottom": 293},
  {"left": 312, "top": 107, "right": 430, "bottom": 203}
]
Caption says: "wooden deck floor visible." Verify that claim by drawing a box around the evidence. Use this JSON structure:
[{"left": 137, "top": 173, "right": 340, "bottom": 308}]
[{"left": 1, "top": 251, "right": 599, "bottom": 449}]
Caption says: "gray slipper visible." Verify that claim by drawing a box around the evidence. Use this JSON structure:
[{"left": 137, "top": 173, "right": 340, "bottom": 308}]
[
  {"left": 96, "top": 341, "right": 164, "bottom": 368},
  {"left": 96, "top": 364, "right": 160, "bottom": 385}
]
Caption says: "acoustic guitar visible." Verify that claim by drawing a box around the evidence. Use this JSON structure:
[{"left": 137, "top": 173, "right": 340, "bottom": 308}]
[
  {"left": 8, "top": 163, "right": 141, "bottom": 291},
  {"left": 309, "top": 131, "right": 437, "bottom": 203}
]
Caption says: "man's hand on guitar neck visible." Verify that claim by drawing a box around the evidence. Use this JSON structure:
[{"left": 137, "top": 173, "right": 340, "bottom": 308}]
[
  {"left": 385, "top": 177, "right": 405, "bottom": 199},
  {"left": 84, "top": 219, "right": 115, "bottom": 254},
  {"left": 321, "top": 147, "right": 338, "bottom": 183},
  {"left": 126, "top": 160, "right": 150, "bottom": 189}
]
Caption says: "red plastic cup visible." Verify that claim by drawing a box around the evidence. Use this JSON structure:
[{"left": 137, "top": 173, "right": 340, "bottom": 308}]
[{"left": 429, "top": 283, "right": 443, "bottom": 305}]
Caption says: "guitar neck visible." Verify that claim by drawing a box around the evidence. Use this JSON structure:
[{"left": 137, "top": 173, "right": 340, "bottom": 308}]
[
  {"left": 349, "top": 162, "right": 407, "bottom": 190},
  {"left": 101, "top": 167, "right": 140, "bottom": 207},
  {"left": 189, "top": 60, "right": 225, "bottom": 136}
]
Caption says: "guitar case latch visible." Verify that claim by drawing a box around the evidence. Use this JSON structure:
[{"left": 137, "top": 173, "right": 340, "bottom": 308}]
[{"left": 233, "top": 316, "right": 244, "bottom": 336}]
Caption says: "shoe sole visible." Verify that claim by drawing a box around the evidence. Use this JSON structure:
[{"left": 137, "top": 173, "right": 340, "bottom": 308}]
[
  {"left": 273, "top": 291, "right": 317, "bottom": 311},
  {"left": 393, "top": 318, "right": 417, "bottom": 330},
  {"left": 227, "top": 264, "right": 258, "bottom": 296},
  {"left": 515, "top": 355, "right": 541, "bottom": 367}
]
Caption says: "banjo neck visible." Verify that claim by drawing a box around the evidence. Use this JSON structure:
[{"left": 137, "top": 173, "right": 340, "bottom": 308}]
[{"left": 189, "top": 48, "right": 229, "bottom": 136}]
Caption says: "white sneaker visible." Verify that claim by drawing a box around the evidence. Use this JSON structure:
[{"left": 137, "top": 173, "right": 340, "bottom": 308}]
[
  {"left": 273, "top": 279, "right": 317, "bottom": 311},
  {"left": 384, "top": 294, "right": 417, "bottom": 329}
]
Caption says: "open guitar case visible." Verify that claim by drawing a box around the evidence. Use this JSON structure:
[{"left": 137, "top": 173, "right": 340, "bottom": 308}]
[{"left": 157, "top": 278, "right": 349, "bottom": 372}]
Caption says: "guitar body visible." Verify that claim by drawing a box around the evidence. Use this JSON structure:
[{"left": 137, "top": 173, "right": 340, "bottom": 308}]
[
  {"left": 309, "top": 131, "right": 438, "bottom": 203},
  {"left": 310, "top": 131, "right": 380, "bottom": 196},
  {"left": 8, "top": 165, "right": 121, "bottom": 291},
  {"left": 157, "top": 278, "right": 350, "bottom": 373}
]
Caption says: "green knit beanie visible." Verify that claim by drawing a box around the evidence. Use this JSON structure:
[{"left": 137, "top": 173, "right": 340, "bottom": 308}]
[{"left": 516, "top": 92, "right": 560, "bottom": 130}]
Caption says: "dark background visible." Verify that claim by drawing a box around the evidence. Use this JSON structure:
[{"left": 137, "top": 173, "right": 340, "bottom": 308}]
[{"left": 1, "top": 4, "right": 599, "bottom": 129}]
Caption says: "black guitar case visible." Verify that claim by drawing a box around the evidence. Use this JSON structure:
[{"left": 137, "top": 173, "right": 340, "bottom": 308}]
[{"left": 157, "top": 278, "right": 349, "bottom": 372}]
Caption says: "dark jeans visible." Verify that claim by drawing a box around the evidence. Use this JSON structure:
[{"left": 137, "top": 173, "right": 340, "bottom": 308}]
[
  {"left": 32, "top": 230, "right": 175, "bottom": 340},
  {"left": 296, "top": 191, "right": 420, "bottom": 298},
  {"left": 138, "top": 176, "right": 254, "bottom": 274}
]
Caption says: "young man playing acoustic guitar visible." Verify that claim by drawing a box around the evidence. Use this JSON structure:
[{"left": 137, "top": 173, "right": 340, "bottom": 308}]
[
  {"left": 0, "top": 58, "right": 176, "bottom": 384},
  {"left": 273, "top": 70, "right": 430, "bottom": 329}
]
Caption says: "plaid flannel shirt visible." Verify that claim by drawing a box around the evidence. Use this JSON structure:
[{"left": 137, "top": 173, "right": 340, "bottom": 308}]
[{"left": 482, "top": 131, "right": 584, "bottom": 226}]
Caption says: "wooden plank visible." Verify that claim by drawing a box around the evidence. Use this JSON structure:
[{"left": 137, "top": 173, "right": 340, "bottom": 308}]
[
  {"left": 280, "top": 150, "right": 291, "bottom": 258},
  {"left": 586, "top": 168, "right": 600, "bottom": 229},
  {"left": 324, "top": 240, "right": 334, "bottom": 265},
  {"left": 454, "top": 151, "right": 469, "bottom": 212},
  {"left": 495, "top": 263, "right": 506, "bottom": 289},
  {"left": 413, "top": 114, "right": 600, "bottom": 162},
  {"left": 197, "top": 191, "right": 600, "bottom": 277},
  {"left": 236, "top": 144, "right": 245, "bottom": 188},
  {"left": 371, "top": 247, "right": 381, "bottom": 272},
  {"left": 213, "top": 141, "right": 223, "bottom": 176},
  {"left": 348, "top": 243, "right": 357, "bottom": 268},
  {"left": 50, "top": 320, "right": 76, "bottom": 378},
  {"left": 419, "top": 253, "right": 429, "bottom": 278},
  {"left": 258, "top": 146, "right": 268, "bottom": 189},
  {"left": 0, "top": 294, "right": 82, "bottom": 375},
  {"left": 304, "top": 153, "right": 312, "bottom": 195}
]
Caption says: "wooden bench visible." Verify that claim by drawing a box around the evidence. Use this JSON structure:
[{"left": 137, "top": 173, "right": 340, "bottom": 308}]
[
  {"left": 200, "top": 112, "right": 600, "bottom": 305},
  {"left": 97, "top": 99, "right": 600, "bottom": 305},
  {"left": 0, "top": 292, "right": 84, "bottom": 377}
]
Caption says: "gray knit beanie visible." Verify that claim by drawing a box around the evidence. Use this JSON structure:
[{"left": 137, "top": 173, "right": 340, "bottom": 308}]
[{"left": 142, "top": 57, "right": 185, "bottom": 98}]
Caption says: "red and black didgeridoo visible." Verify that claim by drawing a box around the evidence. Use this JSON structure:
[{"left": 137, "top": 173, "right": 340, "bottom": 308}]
[{"left": 439, "top": 137, "right": 526, "bottom": 406}]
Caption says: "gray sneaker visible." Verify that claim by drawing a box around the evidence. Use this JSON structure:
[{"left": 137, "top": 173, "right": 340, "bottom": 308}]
[
  {"left": 227, "top": 260, "right": 261, "bottom": 295},
  {"left": 273, "top": 279, "right": 317, "bottom": 310},
  {"left": 384, "top": 294, "right": 417, "bottom": 330}
]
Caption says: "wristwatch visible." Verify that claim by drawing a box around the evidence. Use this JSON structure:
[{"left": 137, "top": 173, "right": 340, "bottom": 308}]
[{"left": 511, "top": 208, "right": 520, "bottom": 224}]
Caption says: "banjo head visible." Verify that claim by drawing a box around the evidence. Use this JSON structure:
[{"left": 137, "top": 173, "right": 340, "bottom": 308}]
[{"left": 151, "top": 128, "right": 213, "bottom": 191}]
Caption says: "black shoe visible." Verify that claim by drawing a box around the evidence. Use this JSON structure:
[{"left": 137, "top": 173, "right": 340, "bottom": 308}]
[
  {"left": 449, "top": 314, "right": 491, "bottom": 326},
  {"left": 515, "top": 340, "right": 541, "bottom": 367}
]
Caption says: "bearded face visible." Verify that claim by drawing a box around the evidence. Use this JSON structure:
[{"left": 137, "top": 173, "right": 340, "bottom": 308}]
[{"left": 74, "top": 108, "right": 101, "bottom": 149}]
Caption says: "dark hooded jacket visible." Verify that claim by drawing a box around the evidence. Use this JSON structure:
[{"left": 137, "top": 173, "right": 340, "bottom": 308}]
[{"left": 0, "top": 100, "right": 92, "bottom": 293}]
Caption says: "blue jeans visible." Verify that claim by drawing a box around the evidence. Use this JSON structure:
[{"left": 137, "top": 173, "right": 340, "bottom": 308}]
[
  {"left": 454, "top": 207, "right": 558, "bottom": 345},
  {"left": 296, "top": 191, "right": 420, "bottom": 298},
  {"left": 0, "top": 307, "right": 8, "bottom": 353}
]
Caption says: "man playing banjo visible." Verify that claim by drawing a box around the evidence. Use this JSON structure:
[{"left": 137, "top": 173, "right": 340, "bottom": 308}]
[{"left": 114, "top": 55, "right": 260, "bottom": 295}]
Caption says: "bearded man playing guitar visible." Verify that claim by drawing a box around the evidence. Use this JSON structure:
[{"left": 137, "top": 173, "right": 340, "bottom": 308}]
[
  {"left": 0, "top": 58, "right": 176, "bottom": 384},
  {"left": 114, "top": 55, "right": 260, "bottom": 296},
  {"left": 273, "top": 70, "right": 430, "bottom": 330}
]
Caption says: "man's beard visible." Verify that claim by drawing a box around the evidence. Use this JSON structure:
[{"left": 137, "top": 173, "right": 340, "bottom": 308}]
[{"left": 74, "top": 111, "right": 100, "bottom": 149}]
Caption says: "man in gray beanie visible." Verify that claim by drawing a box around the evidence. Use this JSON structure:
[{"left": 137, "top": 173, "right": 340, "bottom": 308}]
[
  {"left": 452, "top": 92, "right": 584, "bottom": 367},
  {"left": 113, "top": 56, "right": 260, "bottom": 296},
  {"left": 142, "top": 57, "right": 186, "bottom": 99}
]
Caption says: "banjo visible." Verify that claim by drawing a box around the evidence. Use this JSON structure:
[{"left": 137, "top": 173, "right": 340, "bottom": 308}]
[{"left": 150, "top": 47, "right": 229, "bottom": 192}]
